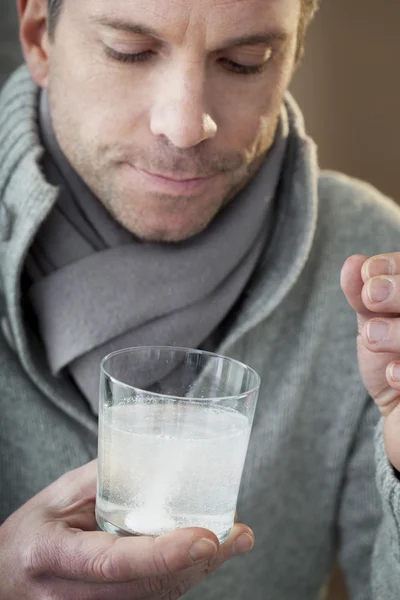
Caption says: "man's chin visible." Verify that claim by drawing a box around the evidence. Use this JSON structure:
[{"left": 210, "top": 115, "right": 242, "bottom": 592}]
[
  {"left": 130, "top": 219, "right": 215, "bottom": 244},
  {"left": 107, "top": 207, "right": 218, "bottom": 243},
  {"left": 104, "top": 191, "right": 227, "bottom": 243}
]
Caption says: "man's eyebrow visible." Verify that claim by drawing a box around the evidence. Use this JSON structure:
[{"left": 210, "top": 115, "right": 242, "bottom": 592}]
[
  {"left": 90, "top": 17, "right": 162, "bottom": 39},
  {"left": 90, "top": 16, "right": 288, "bottom": 49},
  {"left": 219, "top": 32, "right": 288, "bottom": 50}
]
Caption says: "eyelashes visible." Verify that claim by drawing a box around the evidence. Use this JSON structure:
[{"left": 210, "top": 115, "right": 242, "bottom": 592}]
[
  {"left": 105, "top": 47, "right": 156, "bottom": 63},
  {"left": 218, "top": 58, "right": 266, "bottom": 76},
  {"left": 104, "top": 46, "right": 268, "bottom": 76}
]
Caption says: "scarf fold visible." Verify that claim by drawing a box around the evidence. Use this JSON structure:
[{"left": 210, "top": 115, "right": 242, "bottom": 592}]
[{"left": 25, "top": 90, "right": 288, "bottom": 412}]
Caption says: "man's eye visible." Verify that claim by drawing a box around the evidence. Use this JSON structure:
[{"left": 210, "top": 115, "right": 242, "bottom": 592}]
[
  {"left": 105, "top": 47, "right": 155, "bottom": 64},
  {"left": 104, "top": 47, "right": 265, "bottom": 75},
  {"left": 219, "top": 58, "right": 266, "bottom": 76}
]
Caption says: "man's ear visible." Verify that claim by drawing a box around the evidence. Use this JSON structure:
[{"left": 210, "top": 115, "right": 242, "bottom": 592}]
[{"left": 17, "top": 0, "right": 50, "bottom": 87}]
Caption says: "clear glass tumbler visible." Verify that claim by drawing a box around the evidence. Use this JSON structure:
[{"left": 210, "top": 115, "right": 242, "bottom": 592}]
[{"left": 96, "top": 346, "right": 260, "bottom": 543}]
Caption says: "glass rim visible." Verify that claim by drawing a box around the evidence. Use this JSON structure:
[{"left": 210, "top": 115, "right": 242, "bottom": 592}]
[{"left": 100, "top": 345, "right": 261, "bottom": 402}]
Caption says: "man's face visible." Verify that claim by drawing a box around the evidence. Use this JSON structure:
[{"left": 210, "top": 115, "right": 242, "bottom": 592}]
[{"left": 45, "top": 0, "right": 300, "bottom": 242}]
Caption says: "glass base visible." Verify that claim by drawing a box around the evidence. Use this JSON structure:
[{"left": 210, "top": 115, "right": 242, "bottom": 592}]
[{"left": 96, "top": 509, "right": 231, "bottom": 543}]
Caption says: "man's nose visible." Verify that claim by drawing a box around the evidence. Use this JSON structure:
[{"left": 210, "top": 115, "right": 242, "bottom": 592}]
[{"left": 150, "top": 66, "right": 218, "bottom": 149}]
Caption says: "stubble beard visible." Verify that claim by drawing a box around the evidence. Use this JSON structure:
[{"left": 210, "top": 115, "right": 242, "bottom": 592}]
[{"left": 49, "top": 88, "right": 280, "bottom": 243}]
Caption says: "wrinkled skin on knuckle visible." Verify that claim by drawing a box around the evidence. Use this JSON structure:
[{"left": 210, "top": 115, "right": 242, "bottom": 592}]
[
  {"left": 138, "top": 573, "right": 177, "bottom": 597},
  {"left": 161, "top": 577, "right": 196, "bottom": 600},
  {"left": 23, "top": 531, "right": 51, "bottom": 579},
  {"left": 86, "top": 546, "right": 122, "bottom": 583},
  {"left": 151, "top": 544, "right": 175, "bottom": 577},
  {"left": 24, "top": 523, "right": 73, "bottom": 581}
]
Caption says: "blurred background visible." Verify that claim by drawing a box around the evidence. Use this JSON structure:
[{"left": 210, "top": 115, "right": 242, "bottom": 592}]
[
  {"left": 291, "top": 0, "right": 400, "bottom": 204},
  {"left": 1, "top": 1, "right": 400, "bottom": 598}
]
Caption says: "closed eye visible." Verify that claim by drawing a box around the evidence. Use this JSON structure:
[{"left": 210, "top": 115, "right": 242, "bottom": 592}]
[
  {"left": 104, "top": 46, "right": 268, "bottom": 76},
  {"left": 104, "top": 46, "right": 155, "bottom": 63},
  {"left": 219, "top": 58, "right": 267, "bottom": 76}
]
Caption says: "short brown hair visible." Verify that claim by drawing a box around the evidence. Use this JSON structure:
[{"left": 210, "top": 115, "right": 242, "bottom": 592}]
[
  {"left": 48, "top": 0, "right": 63, "bottom": 36},
  {"left": 297, "top": 0, "right": 320, "bottom": 58}
]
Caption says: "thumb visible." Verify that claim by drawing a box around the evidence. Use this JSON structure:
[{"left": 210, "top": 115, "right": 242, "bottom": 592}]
[{"left": 30, "top": 526, "right": 219, "bottom": 583}]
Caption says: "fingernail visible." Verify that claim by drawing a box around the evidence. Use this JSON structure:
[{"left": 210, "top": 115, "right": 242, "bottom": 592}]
[
  {"left": 367, "top": 278, "right": 394, "bottom": 303},
  {"left": 390, "top": 364, "right": 400, "bottom": 382},
  {"left": 367, "top": 320, "right": 390, "bottom": 343},
  {"left": 189, "top": 539, "right": 218, "bottom": 564},
  {"left": 367, "top": 257, "right": 394, "bottom": 278},
  {"left": 233, "top": 533, "right": 255, "bottom": 556}
]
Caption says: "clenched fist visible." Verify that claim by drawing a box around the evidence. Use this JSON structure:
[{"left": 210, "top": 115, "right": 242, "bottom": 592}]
[
  {"left": 342, "top": 253, "right": 400, "bottom": 471},
  {"left": 0, "top": 461, "right": 254, "bottom": 600}
]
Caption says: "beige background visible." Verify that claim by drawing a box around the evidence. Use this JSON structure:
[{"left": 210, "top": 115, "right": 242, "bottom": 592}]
[
  {"left": 292, "top": 0, "right": 400, "bottom": 203},
  {"left": 1, "top": 1, "right": 400, "bottom": 598}
]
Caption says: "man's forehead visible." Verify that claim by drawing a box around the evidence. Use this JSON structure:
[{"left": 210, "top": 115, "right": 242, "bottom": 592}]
[{"left": 80, "top": 0, "right": 301, "bottom": 44}]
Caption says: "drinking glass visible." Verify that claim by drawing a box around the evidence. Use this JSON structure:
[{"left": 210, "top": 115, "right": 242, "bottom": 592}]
[{"left": 96, "top": 346, "right": 260, "bottom": 543}]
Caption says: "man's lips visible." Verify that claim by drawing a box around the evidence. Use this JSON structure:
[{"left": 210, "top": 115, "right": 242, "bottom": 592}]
[
  {"left": 141, "top": 169, "right": 211, "bottom": 182},
  {"left": 124, "top": 164, "right": 220, "bottom": 195}
]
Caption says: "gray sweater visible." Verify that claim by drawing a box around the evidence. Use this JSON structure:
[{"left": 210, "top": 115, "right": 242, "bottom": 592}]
[{"left": 1, "top": 67, "right": 400, "bottom": 600}]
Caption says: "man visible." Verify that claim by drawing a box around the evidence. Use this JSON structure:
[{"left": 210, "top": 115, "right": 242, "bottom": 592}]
[{"left": 1, "top": 0, "right": 400, "bottom": 598}]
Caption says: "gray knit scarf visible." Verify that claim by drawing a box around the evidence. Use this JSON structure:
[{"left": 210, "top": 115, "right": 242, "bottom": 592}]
[{"left": 25, "top": 91, "right": 288, "bottom": 413}]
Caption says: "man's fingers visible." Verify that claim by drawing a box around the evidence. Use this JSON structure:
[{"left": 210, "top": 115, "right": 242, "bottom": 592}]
[
  {"left": 341, "top": 255, "right": 399, "bottom": 331},
  {"left": 360, "top": 317, "right": 400, "bottom": 353},
  {"left": 28, "top": 524, "right": 219, "bottom": 583},
  {"left": 207, "top": 524, "right": 255, "bottom": 573},
  {"left": 360, "top": 253, "right": 400, "bottom": 282},
  {"left": 341, "top": 255, "right": 384, "bottom": 334},
  {"left": 341, "top": 254, "right": 370, "bottom": 316},
  {"left": 357, "top": 253, "right": 400, "bottom": 316},
  {"left": 361, "top": 274, "right": 400, "bottom": 314}
]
